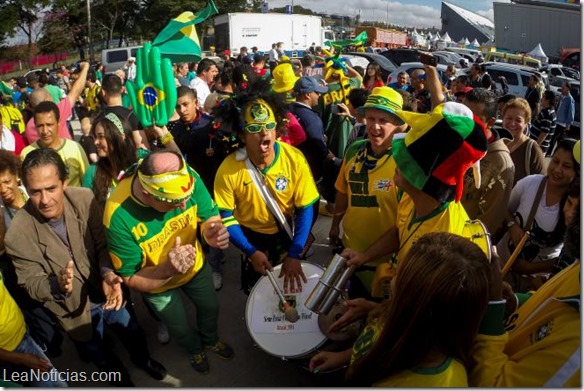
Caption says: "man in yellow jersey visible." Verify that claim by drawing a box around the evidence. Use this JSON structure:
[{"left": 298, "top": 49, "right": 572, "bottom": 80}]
[
  {"left": 104, "top": 150, "right": 233, "bottom": 375},
  {"left": 213, "top": 87, "right": 319, "bottom": 295},
  {"left": 342, "top": 101, "right": 488, "bottom": 282},
  {"left": 329, "top": 86, "right": 405, "bottom": 298}
]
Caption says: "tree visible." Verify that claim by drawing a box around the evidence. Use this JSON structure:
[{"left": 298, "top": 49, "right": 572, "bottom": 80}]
[
  {"left": 37, "top": 11, "right": 75, "bottom": 54},
  {"left": 0, "top": 0, "right": 50, "bottom": 66}
]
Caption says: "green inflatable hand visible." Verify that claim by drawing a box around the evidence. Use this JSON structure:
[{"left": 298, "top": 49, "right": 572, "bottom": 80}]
[{"left": 126, "top": 42, "right": 177, "bottom": 127}]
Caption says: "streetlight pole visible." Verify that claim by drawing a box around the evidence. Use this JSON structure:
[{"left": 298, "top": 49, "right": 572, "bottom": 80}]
[{"left": 87, "top": 0, "right": 94, "bottom": 62}]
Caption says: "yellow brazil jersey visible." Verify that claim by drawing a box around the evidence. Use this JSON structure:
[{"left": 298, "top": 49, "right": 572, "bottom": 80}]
[
  {"left": 214, "top": 142, "right": 319, "bottom": 234},
  {"left": 335, "top": 140, "right": 397, "bottom": 265},
  {"left": 395, "top": 192, "right": 470, "bottom": 263},
  {"left": 103, "top": 167, "right": 218, "bottom": 294},
  {"left": 84, "top": 84, "right": 101, "bottom": 112},
  {"left": 350, "top": 318, "right": 468, "bottom": 386},
  {"left": 0, "top": 272, "right": 26, "bottom": 351}
]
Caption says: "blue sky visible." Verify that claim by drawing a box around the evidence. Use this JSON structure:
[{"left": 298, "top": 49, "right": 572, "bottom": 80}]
[{"left": 268, "top": 0, "right": 510, "bottom": 28}]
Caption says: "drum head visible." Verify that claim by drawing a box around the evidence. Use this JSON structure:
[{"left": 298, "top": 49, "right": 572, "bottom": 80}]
[
  {"left": 463, "top": 219, "right": 492, "bottom": 261},
  {"left": 245, "top": 262, "right": 326, "bottom": 359}
]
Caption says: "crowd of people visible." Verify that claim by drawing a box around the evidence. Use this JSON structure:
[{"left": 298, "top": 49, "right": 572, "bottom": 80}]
[{"left": 0, "top": 42, "right": 580, "bottom": 387}]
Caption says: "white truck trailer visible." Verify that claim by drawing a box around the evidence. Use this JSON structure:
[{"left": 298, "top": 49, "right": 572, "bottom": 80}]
[{"left": 213, "top": 13, "right": 333, "bottom": 57}]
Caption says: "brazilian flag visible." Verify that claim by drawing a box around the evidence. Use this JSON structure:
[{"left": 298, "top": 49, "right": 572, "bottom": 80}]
[
  {"left": 152, "top": 0, "right": 219, "bottom": 63},
  {"left": 325, "top": 31, "right": 368, "bottom": 50}
]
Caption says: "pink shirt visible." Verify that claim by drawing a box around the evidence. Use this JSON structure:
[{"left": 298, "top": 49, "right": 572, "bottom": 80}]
[{"left": 24, "top": 98, "right": 73, "bottom": 145}]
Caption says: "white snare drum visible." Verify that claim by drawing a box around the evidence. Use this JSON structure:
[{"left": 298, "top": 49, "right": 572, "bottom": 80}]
[{"left": 245, "top": 262, "right": 326, "bottom": 359}]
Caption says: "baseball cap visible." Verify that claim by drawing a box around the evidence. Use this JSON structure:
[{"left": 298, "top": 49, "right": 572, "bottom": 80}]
[
  {"left": 358, "top": 86, "right": 403, "bottom": 119},
  {"left": 293, "top": 77, "right": 328, "bottom": 94}
]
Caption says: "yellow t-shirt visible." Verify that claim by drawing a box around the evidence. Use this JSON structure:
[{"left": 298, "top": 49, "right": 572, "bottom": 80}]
[
  {"left": 214, "top": 142, "right": 319, "bottom": 234},
  {"left": 84, "top": 84, "right": 101, "bottom": 112},
  {"left": 21, "top": 139, "right": 89, "bottom": 187},
  {"left": 394, "top": 192, "right": 470, "bottom": 263},
  {"left": 0, "top": 272, "right": 26, "bottom": 351},
  {"left": 351, "top": 319, "right": 468, "bottom": 387},
  {"left": 335, "top": 140, "right": 397, "bottom": 265}
]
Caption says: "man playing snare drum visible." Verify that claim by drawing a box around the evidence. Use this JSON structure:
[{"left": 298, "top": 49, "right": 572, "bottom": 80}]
[{"left": 213, "top": 80, "right": 319, "bottom": 295}]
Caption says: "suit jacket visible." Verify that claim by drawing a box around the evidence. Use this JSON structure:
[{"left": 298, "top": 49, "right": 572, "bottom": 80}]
[{"left": 5, "top": 187, "right": 109, "bottom": 341}]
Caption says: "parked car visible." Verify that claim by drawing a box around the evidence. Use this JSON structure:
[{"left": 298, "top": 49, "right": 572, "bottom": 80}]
[
  {"left": 379, "top": 48, "right": 421, "bottom": 66},
  {"left": 386, "top": 62, "right": 462, "bottom": 85},
  {"left": 341, "top": 55, "right": 371, "bottom": 72},
  {"left": 345, "top": 51, "right": 398, "bottom": 82},
  {"left": 472, "top": 62, "right": 549, "bottom": 97},
  {"left": 433, "top": 51, "right": 465, "bottom": 67},
  {"left": 431, "top": 52, "right": 457, "bottom": 67},
  {"left": 444, "top": 47, "right": 481, "bottom": 63},
  {"left": 539, "top": 64, "right": 580, "bottom": 81}
]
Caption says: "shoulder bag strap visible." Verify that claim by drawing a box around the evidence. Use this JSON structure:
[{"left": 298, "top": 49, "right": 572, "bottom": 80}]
[
  {"left": 525, "top": 176, "right": 547, "bottom": 230},
  {"left": 525, "top": 139, "right": 533, "bottom": 176},
  {"left": 245, "top": 158, "right": 293, "bottom": 240}
]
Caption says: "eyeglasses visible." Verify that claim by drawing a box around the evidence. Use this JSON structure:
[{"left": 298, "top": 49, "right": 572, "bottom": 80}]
[{"left": 244, "top": 121, "right": 277, "bottom": 134}]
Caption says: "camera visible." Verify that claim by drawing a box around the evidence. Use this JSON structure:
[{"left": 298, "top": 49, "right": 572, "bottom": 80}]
[{"left": 419, "top": 52, "right": 438, "bottom": 67}]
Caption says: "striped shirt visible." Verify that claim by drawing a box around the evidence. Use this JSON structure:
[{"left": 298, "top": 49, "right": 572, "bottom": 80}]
[{"left": 530, "top": 107, "right": 556, "bottom": 154}]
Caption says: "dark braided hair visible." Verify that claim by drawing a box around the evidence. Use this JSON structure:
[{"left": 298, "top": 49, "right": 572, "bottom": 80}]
[{"left": 210, "top": 76, "right": 290, "bottom": 144}]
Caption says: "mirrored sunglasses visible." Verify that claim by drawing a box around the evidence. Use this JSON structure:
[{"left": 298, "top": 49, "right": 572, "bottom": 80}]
[{"left": 244, "top": 121, "right": 277, "bottom": 134}]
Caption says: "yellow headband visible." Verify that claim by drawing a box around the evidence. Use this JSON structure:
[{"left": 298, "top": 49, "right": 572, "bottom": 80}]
[
  {"left": 243, "top": 99, "right": 276, "bottom": 126},
  {"left": 138, "top": 157, "right": 194, "bottom": 203}
]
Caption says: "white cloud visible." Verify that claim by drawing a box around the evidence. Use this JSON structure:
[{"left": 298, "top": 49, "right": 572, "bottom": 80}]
[
  {"left": 269, "top": 0, "right": 441, "bottom": 28},
  {"left": 267, "top": 0, "right": 514, "bottom": 28}
]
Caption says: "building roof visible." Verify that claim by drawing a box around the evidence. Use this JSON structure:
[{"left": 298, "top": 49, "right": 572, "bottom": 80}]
[{"left": 442, "top": 1, "right": 495, "bottom": 42}]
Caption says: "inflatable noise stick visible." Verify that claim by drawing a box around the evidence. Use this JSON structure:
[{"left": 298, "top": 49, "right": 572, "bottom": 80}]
[
  {"left": 500, "top": 231, "right": 530, "bottom": 277},
  {"left": 266, "top": 270, "right": 299, "bottom": 323}
]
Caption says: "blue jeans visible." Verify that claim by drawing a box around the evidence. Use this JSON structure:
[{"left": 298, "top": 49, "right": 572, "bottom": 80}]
[
  {"left": 74, "top": 303, "right": 149, "bottom": 369},
  {"left": 1, "top": 333, "right": 68, "bottom": 387},
  {"left": 207, "top": 247, "right": 224, "bottom": 274}
]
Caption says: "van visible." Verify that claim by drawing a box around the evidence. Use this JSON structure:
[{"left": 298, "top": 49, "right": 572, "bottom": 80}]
[
  {"left": 484, "top": 52, "right": 541, "bottom": 69},
  {"left": 477, "top": 62, "right": 548, "bottom": 97},
  {"left": 101, "top": 45, "right": 142, "bottom": 74}
]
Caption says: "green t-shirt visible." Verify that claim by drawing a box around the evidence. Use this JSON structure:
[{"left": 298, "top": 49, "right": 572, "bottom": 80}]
[{"left": 104, "top": 166, "right": 218, "bottom": 293}]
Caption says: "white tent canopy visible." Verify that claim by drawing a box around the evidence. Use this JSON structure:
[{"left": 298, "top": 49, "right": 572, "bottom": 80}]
[
  {"left": 528, "top": 43, "right": 549, "bottom": 63},
  {"left": 441, "top": 32, "right": 452, "bottom": 42},
  {"left": 470, "top": 38, "right": 480, "bottom": 47}
]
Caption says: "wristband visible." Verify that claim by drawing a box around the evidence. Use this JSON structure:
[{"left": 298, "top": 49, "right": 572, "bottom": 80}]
[{"left": 160, "top": 132, "right": 174, "bottom": 146}]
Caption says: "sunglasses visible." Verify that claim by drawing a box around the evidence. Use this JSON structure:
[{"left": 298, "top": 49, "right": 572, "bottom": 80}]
[{"left": 244, "top": 121, "right": 277, "bottom": 134}]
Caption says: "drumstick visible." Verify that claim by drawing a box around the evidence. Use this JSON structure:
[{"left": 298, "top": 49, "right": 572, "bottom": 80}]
[
  {"left": 266, "top": 269, "right": 299, "bottom": 323},
  {"left": 500, "top": 231, "right": 530, "bottom": 277}
]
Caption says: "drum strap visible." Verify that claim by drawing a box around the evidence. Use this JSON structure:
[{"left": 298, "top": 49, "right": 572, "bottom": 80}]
[{"left": 245, "top": 158, "right": 294, "bottom": 239}]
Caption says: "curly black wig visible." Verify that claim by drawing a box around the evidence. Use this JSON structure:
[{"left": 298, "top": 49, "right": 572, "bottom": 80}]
[{"left": 210, "top": 76, "right": 290, "bottom": 143}]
